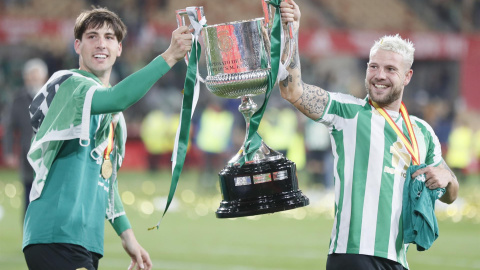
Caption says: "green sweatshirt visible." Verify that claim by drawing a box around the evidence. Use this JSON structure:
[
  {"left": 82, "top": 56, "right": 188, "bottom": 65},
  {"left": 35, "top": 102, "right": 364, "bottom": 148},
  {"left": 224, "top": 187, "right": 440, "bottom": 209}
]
[{"left": 24, "top": 56, "right": 171, "bottom": 256}]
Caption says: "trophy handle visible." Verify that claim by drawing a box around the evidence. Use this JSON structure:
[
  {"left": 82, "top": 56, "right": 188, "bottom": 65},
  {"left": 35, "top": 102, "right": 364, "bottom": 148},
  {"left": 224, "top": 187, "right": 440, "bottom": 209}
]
[
  {"left": 262, "top": 0, "right": 295, "bottom": 68},
  {"left": 282, "top": 22, "right": 295, "bottom": 68},
  {"left": 175, "top": 7, "right": 206, "bottom": 75}
]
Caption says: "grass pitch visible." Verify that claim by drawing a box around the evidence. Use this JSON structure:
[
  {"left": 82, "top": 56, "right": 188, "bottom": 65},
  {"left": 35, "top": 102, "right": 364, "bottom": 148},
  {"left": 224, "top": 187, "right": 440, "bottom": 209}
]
[{"left": 0, "top": 168, "right": 478, "bottom": 270}]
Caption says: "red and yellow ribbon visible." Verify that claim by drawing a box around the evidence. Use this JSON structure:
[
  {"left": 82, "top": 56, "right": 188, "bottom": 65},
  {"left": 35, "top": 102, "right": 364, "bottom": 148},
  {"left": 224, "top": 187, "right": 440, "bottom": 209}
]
[
  {"left": 104, "top": 122, "right": 114, "bottom": 160},
  {"left": 370, "top": 100, "right": 420, "bottom": 165}
]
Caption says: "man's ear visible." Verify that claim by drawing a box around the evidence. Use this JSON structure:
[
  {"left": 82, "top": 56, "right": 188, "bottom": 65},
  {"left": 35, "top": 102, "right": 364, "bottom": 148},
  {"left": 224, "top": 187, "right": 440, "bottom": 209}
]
[
  {"left": 117, "top": 42, "right": 122, "bottom": 57},
  {"left": 74, "top": 39, "right": 81, "bottom": 54},
  {"left": 404, "top": 69, "right": 413, "bottom": 86}
]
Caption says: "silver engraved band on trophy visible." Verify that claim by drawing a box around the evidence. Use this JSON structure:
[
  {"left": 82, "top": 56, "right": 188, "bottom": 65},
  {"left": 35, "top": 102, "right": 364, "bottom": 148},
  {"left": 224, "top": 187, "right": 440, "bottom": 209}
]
[
  {"left": 203, "top": 18, "right": 270, "bottom": 99},
  {"left": 205, "top": 69, "right": 269, "bottom": 99}
]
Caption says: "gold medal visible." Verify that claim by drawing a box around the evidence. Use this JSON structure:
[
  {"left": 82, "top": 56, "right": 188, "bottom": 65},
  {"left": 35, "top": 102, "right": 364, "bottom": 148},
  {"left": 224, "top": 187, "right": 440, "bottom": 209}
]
[
  {"left": 101, "top": 122, "right": 115, "bottom": 179},
  {"left": 101, "top": 159, "right": 113, "bottom": 179}
]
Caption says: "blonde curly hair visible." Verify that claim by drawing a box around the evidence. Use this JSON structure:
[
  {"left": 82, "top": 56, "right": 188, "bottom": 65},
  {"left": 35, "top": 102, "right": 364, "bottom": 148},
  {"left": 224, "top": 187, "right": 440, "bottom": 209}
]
[{"left": 369, "top": 34, "right": 415, "bottom": 69}]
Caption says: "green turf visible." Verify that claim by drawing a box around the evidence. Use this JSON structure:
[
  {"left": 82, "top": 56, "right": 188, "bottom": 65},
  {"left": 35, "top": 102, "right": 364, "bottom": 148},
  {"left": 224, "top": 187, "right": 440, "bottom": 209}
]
[{"left": 0, "top": 168, "right": 479, "bottom": 269}]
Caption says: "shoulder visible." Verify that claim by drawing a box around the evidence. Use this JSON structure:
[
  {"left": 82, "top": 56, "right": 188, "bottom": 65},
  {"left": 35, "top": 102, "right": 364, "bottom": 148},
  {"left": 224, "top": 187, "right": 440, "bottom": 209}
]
[
  {"left": 411, "top": 115, "right": 436, "bottom": 135},
  {"left": 48, "top": 70, "right": 98, "bottom": 88},
  {"left": 318, "top": 93, "right": 369, "bottom": 125},
  {"left": 47, "top": 71, "right": 101, "bottom": 97},
  {"left": 324, "top": 93, "right": 368, "bottom": 117},
  {"left": 329, "top": 92, "right": 367, "bottom": 106}
]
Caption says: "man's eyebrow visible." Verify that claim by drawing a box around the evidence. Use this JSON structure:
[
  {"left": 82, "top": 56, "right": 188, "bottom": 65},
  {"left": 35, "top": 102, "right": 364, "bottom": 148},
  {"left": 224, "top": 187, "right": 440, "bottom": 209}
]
[
  {"left": 84, "top": 30, "right": 99, "bottom": 35},
  {"left": 385, "top": 64, "right": 399, "bottom": 69}
]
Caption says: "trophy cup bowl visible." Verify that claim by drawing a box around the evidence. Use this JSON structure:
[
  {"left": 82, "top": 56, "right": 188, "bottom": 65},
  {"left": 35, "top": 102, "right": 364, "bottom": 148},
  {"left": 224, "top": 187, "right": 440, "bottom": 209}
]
[{"left": 176, "top": 1, "right": 309, "bottom": 218}]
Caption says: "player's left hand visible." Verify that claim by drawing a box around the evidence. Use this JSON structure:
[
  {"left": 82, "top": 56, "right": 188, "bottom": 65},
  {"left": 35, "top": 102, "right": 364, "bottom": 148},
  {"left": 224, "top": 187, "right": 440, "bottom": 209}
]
[
  {"left": 280, "top": 0, "right": 301, "bottom": 33},
  {"left": 120, "top": 229, "right": 152, "bottom": 270}
]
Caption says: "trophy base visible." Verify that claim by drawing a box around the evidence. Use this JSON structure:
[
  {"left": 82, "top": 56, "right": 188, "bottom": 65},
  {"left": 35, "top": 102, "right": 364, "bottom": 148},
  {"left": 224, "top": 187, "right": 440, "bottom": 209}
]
[{"left": 215, "top": 157, "right": 309, "bottom": 218}]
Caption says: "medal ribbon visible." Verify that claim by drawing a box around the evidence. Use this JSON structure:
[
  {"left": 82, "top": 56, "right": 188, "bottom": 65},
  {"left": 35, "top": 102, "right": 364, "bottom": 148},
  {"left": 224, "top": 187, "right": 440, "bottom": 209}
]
[
  {"left": 103, "top": 122, "right": 114, "bottom": 161},
  {"left": 370, "top": 100, "right": 420, "bottom": 165}
]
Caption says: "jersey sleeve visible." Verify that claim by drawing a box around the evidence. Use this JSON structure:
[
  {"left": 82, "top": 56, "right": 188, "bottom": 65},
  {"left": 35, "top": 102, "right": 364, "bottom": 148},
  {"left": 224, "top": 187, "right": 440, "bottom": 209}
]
[
  {"left": 91, "top": 55, "right": 171, "bottom": 114},
  {"left": 422, "top": 121, "right": 444, "bottom": 167},
  {"left": 317, "top": 92, "right": 368, "bottom": 128},
  {"left": 107, "top": 179, "right": 132, "bottom": 235}
]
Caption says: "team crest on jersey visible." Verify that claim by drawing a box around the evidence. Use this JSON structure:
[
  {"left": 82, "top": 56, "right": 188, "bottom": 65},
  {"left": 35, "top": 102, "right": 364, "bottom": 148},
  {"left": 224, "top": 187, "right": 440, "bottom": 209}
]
[{"left": 384, "top": 141, "right": 410, "bottom": 178}]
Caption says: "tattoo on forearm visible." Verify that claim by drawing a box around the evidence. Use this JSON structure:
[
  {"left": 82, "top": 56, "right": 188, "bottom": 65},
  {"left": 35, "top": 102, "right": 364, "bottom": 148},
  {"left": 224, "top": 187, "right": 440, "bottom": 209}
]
[
  {"left": 289, "top": 48, "right": 299, "bottom": 69},
  {"left": 288, "top": 30, "right": 300, "bottom": 70},
  {"left": 281, "top": 45, "right": 300, "bottom": 88},
  {"left": 294, "top": 82, "right": 328, "bottom": 115}
]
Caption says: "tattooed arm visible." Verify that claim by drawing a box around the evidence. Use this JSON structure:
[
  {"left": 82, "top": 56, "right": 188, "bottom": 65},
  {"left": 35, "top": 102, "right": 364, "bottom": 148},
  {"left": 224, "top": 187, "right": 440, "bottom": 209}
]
[
  {"left": 279, "top": 0, "right": 329, "bottom": 120},
  {"left": 411, "top": 160, "right": 459, "bottom": 204}
]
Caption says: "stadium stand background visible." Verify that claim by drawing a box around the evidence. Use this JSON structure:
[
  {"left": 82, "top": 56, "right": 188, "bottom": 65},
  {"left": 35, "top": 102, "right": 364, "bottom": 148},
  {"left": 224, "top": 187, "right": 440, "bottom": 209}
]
[{"left": 1, "top": 0, "right": 480, "bottom": 174}]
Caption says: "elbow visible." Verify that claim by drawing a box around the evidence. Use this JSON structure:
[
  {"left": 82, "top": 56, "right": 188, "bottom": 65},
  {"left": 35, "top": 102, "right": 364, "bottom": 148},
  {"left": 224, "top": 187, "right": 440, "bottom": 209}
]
[
  {"left": 440, "top": 195, "right": 456, "bottom": 205},
  {"left": 440, "top": 183, "right": 459, "bottom": 204}
]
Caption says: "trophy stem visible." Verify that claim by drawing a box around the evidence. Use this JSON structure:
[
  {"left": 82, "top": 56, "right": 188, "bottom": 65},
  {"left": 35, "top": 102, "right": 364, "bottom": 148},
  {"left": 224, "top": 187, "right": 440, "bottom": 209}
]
[
  {"left": 227, "top": 96, "right": 255, "bottom": 166},
  {"left": 239, "top": 95, "right": 257, "bottom": 141},
  {"left": 227, "top": 96, "right": 282, "bottom": 166}
]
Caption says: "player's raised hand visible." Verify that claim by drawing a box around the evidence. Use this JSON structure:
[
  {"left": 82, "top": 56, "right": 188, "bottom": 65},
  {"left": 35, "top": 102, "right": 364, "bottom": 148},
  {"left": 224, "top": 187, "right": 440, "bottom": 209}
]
[
  {"left": 280, "top": 0, "right": 300, "bottom": 32},
  {"left": 162, "top": 26, "right": 193, "bottom": 67}
]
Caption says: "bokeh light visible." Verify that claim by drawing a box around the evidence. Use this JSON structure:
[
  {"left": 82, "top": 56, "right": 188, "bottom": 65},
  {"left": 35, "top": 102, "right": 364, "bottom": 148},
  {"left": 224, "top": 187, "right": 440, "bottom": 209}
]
[
  {"left": 181, "top": 189, "right": 195, "bottom": 203},
  {"left": 141, "top": 181, "right": 156, "bottom": 195},
  {"left": 140, "top": 201, "right": 155, "bottom": 215},
  {"left": 5, "top": 184, "right": 16, "bottom": 198},
  {"left": 121, "top": 191, "right": 135, "bottom": 205}
]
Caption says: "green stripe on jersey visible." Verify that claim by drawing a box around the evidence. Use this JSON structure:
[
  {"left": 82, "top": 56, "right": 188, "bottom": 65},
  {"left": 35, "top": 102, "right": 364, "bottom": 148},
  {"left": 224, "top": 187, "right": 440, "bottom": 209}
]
[
  {"left": 374, "top": 124, "right": 396, "bottom": 257},
  {"left": 347, "top": 111, "right": 372, "bottom": 251}
]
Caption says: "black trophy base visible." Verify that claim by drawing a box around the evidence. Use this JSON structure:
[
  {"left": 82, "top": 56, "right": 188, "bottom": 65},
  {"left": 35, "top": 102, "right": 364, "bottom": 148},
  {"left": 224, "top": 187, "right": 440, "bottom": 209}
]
[{"left": 215, "top": 158, "right": 309, "bottom": 218}]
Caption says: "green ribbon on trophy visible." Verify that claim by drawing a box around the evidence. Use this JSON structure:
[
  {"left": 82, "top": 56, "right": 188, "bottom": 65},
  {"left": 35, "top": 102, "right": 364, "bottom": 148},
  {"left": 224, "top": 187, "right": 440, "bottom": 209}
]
[
  {"left": 151, "top": 1, "right": 284, "bottom": 228},
  {"left": 149, "top": 9, "right": 204, "bottom": 230},
  {"left": 240, "top": 0, "right": 283, "bottom": 165}
]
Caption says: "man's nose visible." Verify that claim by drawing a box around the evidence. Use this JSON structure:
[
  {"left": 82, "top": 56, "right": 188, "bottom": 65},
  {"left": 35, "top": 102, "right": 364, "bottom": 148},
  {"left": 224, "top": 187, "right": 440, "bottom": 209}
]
[
  {"left": 375, "top": 68, "right": 387, "bottom": 79},
  {"left": 96, "top": 37, "right": 106, "bottom": 48}
]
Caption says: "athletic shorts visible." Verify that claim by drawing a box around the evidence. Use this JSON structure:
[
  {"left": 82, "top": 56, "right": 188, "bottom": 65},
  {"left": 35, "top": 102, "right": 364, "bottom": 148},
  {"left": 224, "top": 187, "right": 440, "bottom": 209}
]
[
  {"left": 326, "top": 253, "right": 407, "bottom": 270},
  {"left": 24, "top": 243, "right": 102, "bottom": 270}
]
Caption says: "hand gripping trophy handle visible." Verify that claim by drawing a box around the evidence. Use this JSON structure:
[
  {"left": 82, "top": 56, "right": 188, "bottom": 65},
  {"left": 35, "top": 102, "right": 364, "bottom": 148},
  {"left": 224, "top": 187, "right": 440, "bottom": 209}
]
[
  {"left": 262, "top": 0, "right": 295, "bottom": 69},
  {"left": 175, "top": 7, "right": 206, "bottom": 83}
]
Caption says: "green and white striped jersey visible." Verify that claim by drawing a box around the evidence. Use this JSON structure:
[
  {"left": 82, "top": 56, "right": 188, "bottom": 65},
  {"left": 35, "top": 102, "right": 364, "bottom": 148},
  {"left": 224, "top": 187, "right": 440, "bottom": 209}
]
[{"left": 318, "top": 92, "right": 443, "bottom": 269}]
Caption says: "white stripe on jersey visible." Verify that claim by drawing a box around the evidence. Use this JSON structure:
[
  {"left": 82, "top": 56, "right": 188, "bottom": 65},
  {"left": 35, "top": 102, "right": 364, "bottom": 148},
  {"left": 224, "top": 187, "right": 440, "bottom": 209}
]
[
  {"left": 413, "top": 116, "right": 443, "bottom": 165},
  {"left": 387, "top": 119, "right": 409, "bottom": 261},
  {"left": 333, "top": 114, "right": 358, "bottom": 253},
  {"left": 359, "top": 112, "right": 385, "bottom": 255},
  {"left": 329, "top": 137, "right": 340, "bottom": 253}
]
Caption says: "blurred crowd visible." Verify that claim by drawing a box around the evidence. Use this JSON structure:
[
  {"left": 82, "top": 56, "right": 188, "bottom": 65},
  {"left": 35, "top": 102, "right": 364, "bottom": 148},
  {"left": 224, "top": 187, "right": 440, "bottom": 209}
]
[{"left": 2, "top": 0, "right": 480, "bottom": 189}]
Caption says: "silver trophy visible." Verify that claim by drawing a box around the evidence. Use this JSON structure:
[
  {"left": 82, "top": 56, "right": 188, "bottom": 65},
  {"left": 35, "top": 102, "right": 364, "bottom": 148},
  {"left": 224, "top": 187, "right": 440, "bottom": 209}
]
[{"left": 176, "top": 0, "right": 309, "bottom": 218}]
